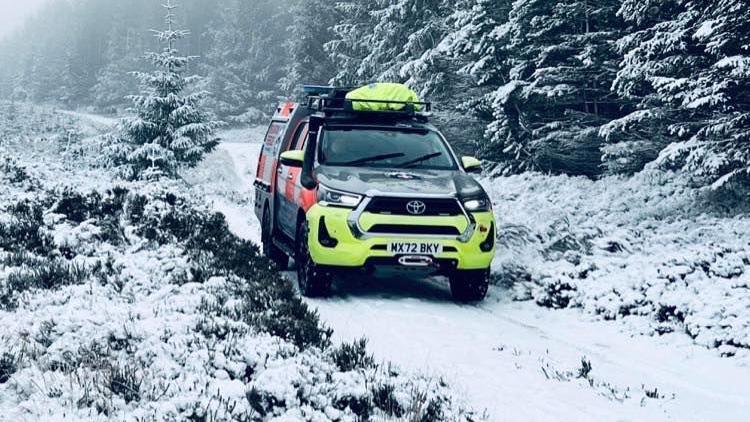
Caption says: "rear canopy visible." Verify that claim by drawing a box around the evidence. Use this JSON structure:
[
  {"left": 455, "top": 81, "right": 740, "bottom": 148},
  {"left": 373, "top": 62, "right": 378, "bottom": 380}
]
[{"left": 345, "top": 83, "right": 422, "bottom": 112}]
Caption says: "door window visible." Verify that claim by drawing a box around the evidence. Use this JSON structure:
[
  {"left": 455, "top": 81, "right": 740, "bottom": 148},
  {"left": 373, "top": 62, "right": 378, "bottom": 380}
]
[{"left": 291, "top": 122, "right": 309, "bottom": 151}]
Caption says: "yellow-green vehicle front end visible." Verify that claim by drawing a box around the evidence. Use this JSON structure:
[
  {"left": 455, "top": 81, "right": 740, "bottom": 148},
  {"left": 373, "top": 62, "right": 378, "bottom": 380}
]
[{"left": 305, "top": 203, "right": 495, "bottom": 271}]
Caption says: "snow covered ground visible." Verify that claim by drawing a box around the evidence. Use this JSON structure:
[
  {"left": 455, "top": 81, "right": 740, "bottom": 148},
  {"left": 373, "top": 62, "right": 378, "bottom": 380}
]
[
  {"left": 2, "top": 106, "right": 749, "bottom": 421},
  {"left": 1, "top": 107, "right": 476, "bottom": 421},
  {"left": 200, "top": 129, "right": 750, "bottom": 421}
]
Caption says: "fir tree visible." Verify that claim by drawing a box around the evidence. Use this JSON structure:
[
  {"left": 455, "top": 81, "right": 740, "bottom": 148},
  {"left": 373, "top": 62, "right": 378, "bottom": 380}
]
[
  {"left": 281, "top": 0, "right": 340, "bottom": 95},
  {"left": 476, "top": 0, "right": 628, "bottom": 176},
  {"left": 120, "top": 0, "right": 220, "bottom": 179},
  {"left": 613, "top": 0, "right": 750, "bottom": 188},
  {"left": 327, "top": 0, "right": 453, "bottom": 88},
  {"left": 326, "top": 2, "right": 380, "bottom": 86},
  {"left": 202, "top": 0, "right": 291, "bottom": 123}
]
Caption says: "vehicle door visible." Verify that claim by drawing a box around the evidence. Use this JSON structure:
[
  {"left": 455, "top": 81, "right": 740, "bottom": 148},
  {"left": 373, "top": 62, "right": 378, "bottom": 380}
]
[
  {"left": 276, "top": 121, "right": 309, "bottom": 237},
  {"left": 254, "top": 120, "right": 286, "bottom": 216}
]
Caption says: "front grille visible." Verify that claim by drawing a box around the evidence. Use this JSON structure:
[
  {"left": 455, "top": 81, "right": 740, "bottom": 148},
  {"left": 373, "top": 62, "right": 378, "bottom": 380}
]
[
  {"left": 367, "top": 225, "right": 461, "bottom": 236},
  {"left": 365, "top": 197, "right": 462, "bottom": 216}
]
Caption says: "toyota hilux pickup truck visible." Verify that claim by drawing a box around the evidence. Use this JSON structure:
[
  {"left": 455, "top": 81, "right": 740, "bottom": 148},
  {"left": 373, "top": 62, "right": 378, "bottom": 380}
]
[{"left": 253, "top": 83, "right": 495, "bottom": 302}]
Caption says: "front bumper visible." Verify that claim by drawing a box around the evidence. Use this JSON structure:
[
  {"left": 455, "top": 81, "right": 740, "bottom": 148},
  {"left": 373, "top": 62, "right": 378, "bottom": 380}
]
[{"left": 306, "top": 204, "right": 495, "bottom": 271}]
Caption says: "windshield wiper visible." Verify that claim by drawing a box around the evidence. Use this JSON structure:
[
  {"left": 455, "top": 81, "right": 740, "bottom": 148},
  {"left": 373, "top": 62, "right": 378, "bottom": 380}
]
[
  {"left": 400, "top": 152, "right": 443, "bottom": 168},
  {"left": 338, "top": 152, "right": 405, "bottom": 166}
]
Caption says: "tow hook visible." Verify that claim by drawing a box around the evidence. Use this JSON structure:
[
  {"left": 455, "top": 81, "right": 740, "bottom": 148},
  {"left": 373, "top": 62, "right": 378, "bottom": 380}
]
[{"left": 398, "top": 256, "right": 433, "bottom": 267}]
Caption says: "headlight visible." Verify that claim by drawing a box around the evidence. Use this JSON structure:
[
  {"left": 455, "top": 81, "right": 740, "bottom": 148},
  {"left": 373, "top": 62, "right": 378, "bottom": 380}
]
[
  {"left": 463, "top": 197, "right": 492, "bottom": 212},
  {"left": 318, "top": 185, "right": 362, "bottom": 208}
]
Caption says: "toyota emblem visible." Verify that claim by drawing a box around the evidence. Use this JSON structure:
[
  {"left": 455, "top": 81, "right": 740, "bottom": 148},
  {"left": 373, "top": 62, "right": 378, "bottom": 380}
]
[{"left": 406, "top": 200, "right": 426, "bottom": 215}]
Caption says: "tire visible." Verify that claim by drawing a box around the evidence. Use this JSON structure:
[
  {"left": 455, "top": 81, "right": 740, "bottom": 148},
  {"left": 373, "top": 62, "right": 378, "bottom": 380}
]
[
  {"left": 449, "top": 269, "right": 490, "bottom": 302},
  {"left": 261, "top": 206, "right": 289, "bottom": 270},
  {"left": 296, "top": 219, "right": 331, "bottom": 297}
]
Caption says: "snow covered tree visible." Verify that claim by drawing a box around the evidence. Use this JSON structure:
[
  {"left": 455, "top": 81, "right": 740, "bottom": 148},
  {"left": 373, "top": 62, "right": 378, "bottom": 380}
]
[
  {"left": 425, "top": 0, "right": 515, "bottom": 156},
  {"left": 91, "top": 3, "right": 151, "bottom": 112},
  {"left": 281, "top": 0, "right": 340, "bottom": 95},
  {"left": 440, "top": 0, "right": 513, "bottom": 94},
  {"left": 120, "top": 0, "right": 220, "bottom": 179},
  {"left": 326, "top": 2, "right": 379, "bottom": 86},
  {"left": 612, "top": 0, "right": 750, "bottom": 189},
  {"left": 327, "top": 0, "right": 454, "bottom": 88},
  {"left": 466, "top": 0, "right": 628, "bottom": 176},
  {"left": 202, "top": 0, "right": 292, "bottom": 124},
  {"left": 326, "top": 0, "right": 487, "bottom": 153}
]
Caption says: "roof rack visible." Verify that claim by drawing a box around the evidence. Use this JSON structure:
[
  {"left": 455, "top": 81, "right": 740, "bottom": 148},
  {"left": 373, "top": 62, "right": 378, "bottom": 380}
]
[{"left": 301, "top": 85, "right": 433, "bottom": 120}]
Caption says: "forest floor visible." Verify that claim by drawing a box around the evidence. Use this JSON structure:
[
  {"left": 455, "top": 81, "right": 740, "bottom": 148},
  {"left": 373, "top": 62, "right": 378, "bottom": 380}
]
[{"left": 187, "top": 128, "right": 750, "bottom": 421}]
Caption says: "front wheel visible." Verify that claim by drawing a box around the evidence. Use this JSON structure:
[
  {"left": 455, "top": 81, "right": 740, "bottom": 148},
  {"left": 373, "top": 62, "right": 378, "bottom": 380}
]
[
  {"left": 449, "top": 269, "right": 490, "bottom": 302},
  {"left": 296, "top": 220, "right": 331, "bottom": 297},
  {"left": 262, "top": 207, "right": 288, "bottom": 270}
]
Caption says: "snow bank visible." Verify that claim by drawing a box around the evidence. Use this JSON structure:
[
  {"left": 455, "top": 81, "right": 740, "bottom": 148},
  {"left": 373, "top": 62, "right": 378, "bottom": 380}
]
[{"left": 486, "top": 170, "right": 750, "bottom": 357}]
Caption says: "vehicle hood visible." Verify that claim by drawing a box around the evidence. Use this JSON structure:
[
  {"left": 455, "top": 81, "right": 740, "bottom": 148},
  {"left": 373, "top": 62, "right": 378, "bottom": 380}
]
[{"left": 315, "top": 166, "right": 486, "bottom": 199}]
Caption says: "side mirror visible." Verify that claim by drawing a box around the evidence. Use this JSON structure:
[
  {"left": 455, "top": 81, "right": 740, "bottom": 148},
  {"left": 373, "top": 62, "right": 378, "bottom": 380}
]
[
  {"left": 280, "top": 150, "right": 304, "bottom": 168},
  {"left": 462, "top": 156, "right": 482, "bottom": 173}
]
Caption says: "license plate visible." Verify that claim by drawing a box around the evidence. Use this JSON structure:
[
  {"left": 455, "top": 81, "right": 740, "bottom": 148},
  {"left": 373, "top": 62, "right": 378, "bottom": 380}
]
[{"left": 388, "top": 242, "right": 443, "bottom": 256}]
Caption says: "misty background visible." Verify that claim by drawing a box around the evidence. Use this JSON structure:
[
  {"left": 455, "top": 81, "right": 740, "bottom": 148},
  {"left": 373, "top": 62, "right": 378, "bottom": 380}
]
[
  {"left": 0, "top": 0, "right": 747, "bottom": 190},
  {"left": 0, "top": 0, "right": 46, "bottom": 40}
]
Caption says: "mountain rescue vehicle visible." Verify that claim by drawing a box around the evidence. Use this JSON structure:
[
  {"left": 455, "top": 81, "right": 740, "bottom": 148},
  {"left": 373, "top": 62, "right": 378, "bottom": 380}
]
[{"left": 254, "top": 83, "right": 496, "bottom": 301}]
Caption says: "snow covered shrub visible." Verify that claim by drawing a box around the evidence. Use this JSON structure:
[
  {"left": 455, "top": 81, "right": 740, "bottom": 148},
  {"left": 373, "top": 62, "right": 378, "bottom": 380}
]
[
  {"left": 200, "top": 273, "right": 330, "bottom": 350},
  {"left": 0, "top": 103, "right": 80, "bottom": 140},
  {"left": 371, "top": 382, "right": 404, "bottom": 418},
  {"left": 0, "top": 351, "right": 21, "bottom": 384},
  {"left": 0, "top": 199, "right": 53, "bottom": 255},
  {"left": 487, "top": 171, "right": 750, "bottom": 355},
  {"left": 331, "top": 338, "right": 374, "bottom": 372},
  {"left": 1, "top": 261, "right": 91, "bottom": 310},
  {"left": 53, "top": 189, "right": 118, "bottom": 224},
  {"left": 535, "top": 279, "right": 576, "bottom": 310},
  {"left": 0, "top": 156, "right": 29, "bottom": 184},
  {"left": 34, "top": 320, "right": 57, "bottom": 349},
  {"left": 104, "top": 361, "right": 143, "bottom": 404}
]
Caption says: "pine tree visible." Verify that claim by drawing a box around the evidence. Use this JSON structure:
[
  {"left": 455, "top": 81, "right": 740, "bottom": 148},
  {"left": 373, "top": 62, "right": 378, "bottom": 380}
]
[
  {"left": 472, "top": 0, "right": 628, "bottom": 176},
  {"left": 120, "top": 0, "right": 220, "bottom": 179},
  {"left": 326, "top": 2, "right": 380, "bottom": 86},
  {"left": 613, "top": 0, "right": 750, "bottom": 188},
  {"left": 429, "top": 0, "right": 514, "bottom": 157},
  {"left": 281, "top": 0, "right": 340, "bottom": 95},
  {"left": 202, "top": 0, "right": 291, "bottom": 123},
  {"left": 327, "top": 0, "right": 454, "bottom": 88}
]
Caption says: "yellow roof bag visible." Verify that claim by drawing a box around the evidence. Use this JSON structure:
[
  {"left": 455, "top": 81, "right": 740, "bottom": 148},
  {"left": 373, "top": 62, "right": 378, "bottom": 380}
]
[{"left": 346, "top": 83, "right": 422, "bottom": 111}]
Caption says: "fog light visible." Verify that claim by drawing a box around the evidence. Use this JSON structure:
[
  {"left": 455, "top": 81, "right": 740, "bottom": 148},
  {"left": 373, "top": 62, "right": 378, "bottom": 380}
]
[
  {"left": 480, "top": 223, "right": 495, "bottom": 252},
  {"left": 318, "top": 217, "right": 338, "bottom": 248}
]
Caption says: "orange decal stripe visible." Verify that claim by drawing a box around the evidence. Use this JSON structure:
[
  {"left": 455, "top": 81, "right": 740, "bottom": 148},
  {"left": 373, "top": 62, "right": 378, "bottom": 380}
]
[{"left": 300, "top": 188, "right": 317, "bottom": 212}]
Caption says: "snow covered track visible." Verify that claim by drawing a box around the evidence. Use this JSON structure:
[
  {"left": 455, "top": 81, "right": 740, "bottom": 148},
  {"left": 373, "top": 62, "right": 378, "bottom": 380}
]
[{"left": 208, "top": 132, "right": 750, "bottom": 421}]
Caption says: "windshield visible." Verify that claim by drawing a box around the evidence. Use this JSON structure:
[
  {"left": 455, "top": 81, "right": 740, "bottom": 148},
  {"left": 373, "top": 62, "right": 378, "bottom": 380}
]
[{"left": 318, "top": 127, "right": 457, "bottom": 170}]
